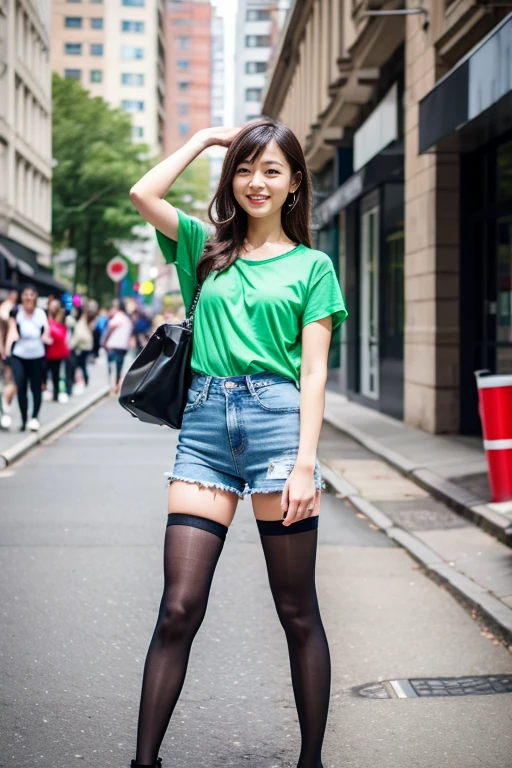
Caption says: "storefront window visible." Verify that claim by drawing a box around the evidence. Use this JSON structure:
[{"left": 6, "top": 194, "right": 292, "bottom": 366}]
[
  {"left": 497, "top": 141, "right": 512, "bottom": 202},
  {"left": 497, "top": 216, "right": 512, "bottom": 373}
]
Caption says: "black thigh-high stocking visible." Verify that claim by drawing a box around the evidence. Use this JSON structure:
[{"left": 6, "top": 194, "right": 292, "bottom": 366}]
[
  {"left": 257, "top": 517, "right": 330, "bottom": 768},
  {"left": 134, "top": 513, "right": 228, "bottom": 766}
]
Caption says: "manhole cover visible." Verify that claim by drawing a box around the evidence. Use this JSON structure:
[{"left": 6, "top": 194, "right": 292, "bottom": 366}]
[{"left": 354, "top": 675, "right": 512, "bottom": 699}]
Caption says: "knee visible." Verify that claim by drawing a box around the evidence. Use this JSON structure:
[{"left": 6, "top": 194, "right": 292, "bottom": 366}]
[
  {"left": 276, "top": 598, "right": 317, "bottom": 644},
  {"left": 155, "top": 596, "right": 206, "bottom": 645}
]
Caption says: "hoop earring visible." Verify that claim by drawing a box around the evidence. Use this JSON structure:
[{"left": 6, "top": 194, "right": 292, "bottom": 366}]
[{"left": 287, "top": 191, "right": 298, "bottom": 213}]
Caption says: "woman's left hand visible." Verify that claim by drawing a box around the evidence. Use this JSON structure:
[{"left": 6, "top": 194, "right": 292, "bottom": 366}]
[{"left": 281, "top": 465, "right": 317, "bottom": 527}]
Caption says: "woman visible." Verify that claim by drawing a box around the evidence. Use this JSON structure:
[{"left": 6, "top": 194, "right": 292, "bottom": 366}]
[
  {"left": 6, "top": 285, "right": 53, "bottom": 431},
  {"left": 46, "top": 298, "right": 72, "bottom": 403},
  {"left": 70, "top": 303, "right": 96, "bottom": 387},
  {"left": 128, "top": 119, "right": 347, "bottom": 768},
  {"left": 103, "top": 299, "right": 133, "bottom": 394}
]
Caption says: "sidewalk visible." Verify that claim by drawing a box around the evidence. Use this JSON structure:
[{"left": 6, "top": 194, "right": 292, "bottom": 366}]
[
  {"left": 0, "top": 353, "right": 111, "bottom": 467},
  {"left": 321, "top": 394, "right": 512, "bottom": 644},
  {"left": 324, "top": 390, "right": 512, "bottom": 543}
]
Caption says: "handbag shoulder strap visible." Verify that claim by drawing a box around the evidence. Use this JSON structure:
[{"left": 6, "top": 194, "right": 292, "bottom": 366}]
[{"left": 187, "top": 282, "right": 203, "bottom": 324}]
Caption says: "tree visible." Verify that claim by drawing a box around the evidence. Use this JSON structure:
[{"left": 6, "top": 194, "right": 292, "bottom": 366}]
[{"left": 52, "top": 73, "right": 153, "bottom": 298}]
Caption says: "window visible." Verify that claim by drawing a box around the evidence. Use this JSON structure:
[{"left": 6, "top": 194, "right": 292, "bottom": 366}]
[
  {"left": 247, "top": 9, "right": 271, "bottom": 21},
  {"left": 64, "top": 16, "right": 82, "bottom": 27},
  {"left": 245, "top": 35, "right": 271, "bottom": 47},
  {"left": 121, "top": 72, "right": 144, "bottom": 85},
  {"left": 90, "top": 0, "right": 103, "bottom": 3},
  {"left": 178, "top": 81, "right": 190, "bottom": 91},
  {"left": 177, "top": 59, "right": 189, "bottom": 70},
  {"left": 245, "top": 61, "right": 267, "bottom": 74},
  {"left": 132, "top": 126, "right": 144, "bottom": 139},
  {"left": 178, "top": 36, "right": 191, "bottom": 49},
  {"left": 246, "top": 114, "right": 260, "bottom": 121},
  {"left": 122, "top": 20, "right": 145, "bottom": 32},
  {"left": 65, "top": 42, "right": 82, "bottom": 55},
  {"left": 121, "top": 45, "right": 144, "bottom": 59},
  {"left": 90, "top": 43, "right": 103, "bottom": 55},
  {"left": 178, "top": 103, "right": 189, "bottom": 115},
  {"left": 178, "top": 123, "right": 189, "bottom": 137},
  {"left": 91, "top": 17, "right": 103, "bottom": 28},
  {"left": 245, "top": 87, "right": 262, "bottom": 102},
  {"left": 173, "top": 18, "right": 192, "bottom": 25},
  {"left": 122, "top": 0, "right": 144, "bottom": 5},
  {"left": 66, "top": 0, "right": 81, "bottom": 3},
  {"left": 64, "top": 68, "right": 81, "bottom": 79},
  {"left": 90, "top": 69, "right": 102, "bottom": 82},
  {"left": 121, "top": 99, "right": 144, "bottom": 112}
]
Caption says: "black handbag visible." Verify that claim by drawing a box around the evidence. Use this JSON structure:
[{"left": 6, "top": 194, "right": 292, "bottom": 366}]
[{"left": 118, "top": 283, "right": 202, "bottom": 429}]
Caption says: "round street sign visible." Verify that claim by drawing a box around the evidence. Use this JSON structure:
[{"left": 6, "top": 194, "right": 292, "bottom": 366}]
[{"left": 106, "top": 257, "right": 128, "bottom": 283}]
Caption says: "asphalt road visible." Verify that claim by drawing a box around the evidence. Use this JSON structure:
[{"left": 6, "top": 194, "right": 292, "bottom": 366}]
[{"left": 1, "top": 398, "right": 511, "bottom": 768}]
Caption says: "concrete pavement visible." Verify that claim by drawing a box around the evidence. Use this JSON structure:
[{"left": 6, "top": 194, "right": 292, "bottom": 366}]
[
  {"left": 0, "top": 354, "right": 110, "bottom": 467},
  {"left": 324, "top": 388, "right": 512, "bottom": 543},
  {"left": 1, "top": 398, "right": 511, "bottom": 768}
]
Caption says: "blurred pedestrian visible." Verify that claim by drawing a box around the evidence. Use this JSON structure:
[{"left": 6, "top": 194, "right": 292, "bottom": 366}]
[
  {"left": 131, "top": 308, "right": 152, "bottom": 354},
  {"left": 46, "top": 298, "right": 72, "bottom": 403},
  {"left": 103, "top": 299, "right": 133, "bottom": 394},
  {"left": 92, "top": 308, "right": 109, "bottom": 359},
  {"left": 127, "top": 119, "right": 347, "bottom": 768},
  {"left": 70, "top": 302, "right": 96, "bottom": 387},
  {"left": 0, "top": 290, "right": 19, "bottom": 429},
  {"left": 7, "top": 285, "right": 53, "bottom": 431}
]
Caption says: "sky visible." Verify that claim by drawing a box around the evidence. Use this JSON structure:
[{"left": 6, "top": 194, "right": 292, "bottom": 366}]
[{"left": 211, "top": 0, "right": 238, "bottom": 126}]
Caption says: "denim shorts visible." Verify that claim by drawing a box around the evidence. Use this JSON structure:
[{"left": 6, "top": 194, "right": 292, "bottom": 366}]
[{"left": 166, "top": 371, "right": 324, "bottom": 498}]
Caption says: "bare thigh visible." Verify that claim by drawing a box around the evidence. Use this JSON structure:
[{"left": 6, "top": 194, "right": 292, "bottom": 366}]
[
  {"left": 251, "top": 490, "right": 322, "bottom": 522},
  {"left": 168, "top": 480, "right": 239, "bottom": 528}
]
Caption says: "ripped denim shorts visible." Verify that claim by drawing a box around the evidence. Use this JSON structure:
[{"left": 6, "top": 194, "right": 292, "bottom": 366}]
[{"left": 166, "top": 371, "right": 324, "bottom": 498}]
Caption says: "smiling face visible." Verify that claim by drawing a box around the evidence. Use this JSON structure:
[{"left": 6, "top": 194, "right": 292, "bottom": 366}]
[{"left": 231, "top": 139, "right": 301, "bottom": 219}]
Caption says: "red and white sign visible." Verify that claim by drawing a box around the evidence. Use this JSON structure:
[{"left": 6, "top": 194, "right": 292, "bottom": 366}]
[{"left": 106, "top": 257, "right": 128, "bottom": 283}]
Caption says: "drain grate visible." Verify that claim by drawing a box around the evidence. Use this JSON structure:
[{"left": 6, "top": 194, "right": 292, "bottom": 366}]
[{"left": 355, "top": 675, "right": 512, "bottom": 699}]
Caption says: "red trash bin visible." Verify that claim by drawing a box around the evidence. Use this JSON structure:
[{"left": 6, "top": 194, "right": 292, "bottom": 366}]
[{"left": 474, "top": 369, "right": 512, "bottom": 503}]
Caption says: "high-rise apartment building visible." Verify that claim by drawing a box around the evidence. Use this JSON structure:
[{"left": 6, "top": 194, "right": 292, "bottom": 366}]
[
  {"left": 163, "top": 0, "right": 211, "bottom": 156},
  {"left": 51, "top": 0, "right": 166, "bottom": 153},
  {"left": 234, "top": 0, "right": 290, "bottom": 126},
  {"left": 209, "top": 6, "right": 224, "bottom": 193},
  {"left": 0, "top": 0, "right": 53, "bottom": 288}
]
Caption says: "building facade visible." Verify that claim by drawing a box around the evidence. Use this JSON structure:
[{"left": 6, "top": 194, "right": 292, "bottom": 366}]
[
  {"left": 163, "top": 0, "right": 211, "bottom": 155},
  {"left": 234, "top": 0, "right": 290, "bottom": 126},
  {"left": 0, "top": 0, "right": 58, "bottom": 296},
  {"left": 263, "top": 0, "right": 512, "bottom": 436},
  {"left": 51, "top": 0, "right": 165, "bottom": 152}
]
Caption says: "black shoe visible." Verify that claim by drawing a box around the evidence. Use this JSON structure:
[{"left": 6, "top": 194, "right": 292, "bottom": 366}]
[{"left": 130, "top": 759, "right": 162, "bottom": 768}]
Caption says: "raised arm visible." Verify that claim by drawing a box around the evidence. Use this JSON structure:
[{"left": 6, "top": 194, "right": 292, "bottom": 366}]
[{"left": 129, "top": 127, "right": 242, "bottom": 241}]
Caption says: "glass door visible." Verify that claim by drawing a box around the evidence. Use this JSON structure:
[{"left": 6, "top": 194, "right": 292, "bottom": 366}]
[{"left": 360, "top": 203, "right": 380, "bottom": 399}]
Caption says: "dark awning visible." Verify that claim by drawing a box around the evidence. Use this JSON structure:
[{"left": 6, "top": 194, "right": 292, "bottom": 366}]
[
  {"left": 0, "top": 242, "right": 67, "bottom": 296},
  {"left": 419, "top": 14, "right": 512, "bottom": 154},
  {"left": 312, "top": 142, "right": 403, "bottom": 229}
]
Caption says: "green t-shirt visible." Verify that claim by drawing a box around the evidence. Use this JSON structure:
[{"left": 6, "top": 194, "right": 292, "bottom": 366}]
[{"left": 156, "top": 209, "right": 348, "bottom": 384}]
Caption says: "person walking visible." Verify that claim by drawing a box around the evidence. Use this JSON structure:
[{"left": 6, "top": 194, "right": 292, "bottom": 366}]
[
  {"left": 6, "top": 285, "right": 53, "bottom": 431},
  {"left": 128, "top": 119, "right": 347, "bottom": 768},
  {"left": 103, "top": 299, "right": 133, "bottom": 394},
  {"left": 0, "top": 290, "right": 19, "bottom": 429},
  {"left": 46, "top": 298, "right": 72, "bottom": 403},
  {"left": 70, "top": 303, "right": 96, "bottom": 387}
]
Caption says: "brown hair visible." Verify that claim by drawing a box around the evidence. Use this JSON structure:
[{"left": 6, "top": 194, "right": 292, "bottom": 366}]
[{"left": 196, "top": 118, "right": 312, "bottom": 283}]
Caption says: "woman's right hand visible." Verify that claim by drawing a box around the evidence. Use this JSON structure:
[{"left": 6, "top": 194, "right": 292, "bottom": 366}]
[{"left": 194, "top": 126, "right": 242, "bottom": 149}]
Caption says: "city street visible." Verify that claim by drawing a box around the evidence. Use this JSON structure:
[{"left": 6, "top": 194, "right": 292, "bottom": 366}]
[{"left": 1, "top": 398, "right": 511, "bottom": 768}]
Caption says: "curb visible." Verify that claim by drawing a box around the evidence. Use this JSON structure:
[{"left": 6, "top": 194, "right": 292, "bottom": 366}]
[
  {"left": 323, "top": 412, "right": 512, "bottom": 547},
  {"left": 320, "top": 459, "right": 512, "bottom": 646},
  {"left": 0, "top": 385, "right": 111, "bottom": 468}
]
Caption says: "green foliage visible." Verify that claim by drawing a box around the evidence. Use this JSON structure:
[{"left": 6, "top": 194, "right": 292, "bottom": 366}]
[
  {"left": 52, "top": 73, "right": 154, "bottom": 298},
  {"left": 166, "top": 156, "right": 211, "bottom": 218}
]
